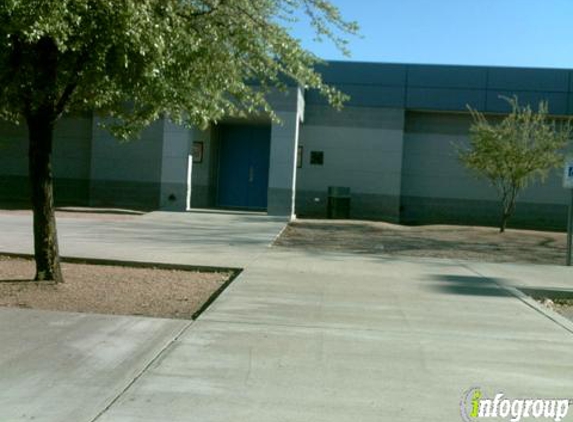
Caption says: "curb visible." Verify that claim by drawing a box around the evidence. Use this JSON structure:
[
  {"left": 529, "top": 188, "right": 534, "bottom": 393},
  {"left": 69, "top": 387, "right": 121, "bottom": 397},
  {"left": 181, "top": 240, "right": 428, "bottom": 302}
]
[
  {"left": 464, "top": 264, "right": 573, "bottom": 335},
  {"left": 504, "top": 285, "right": 573, "bottom": 336},
  {"left": 0, "top": 252, "right": 242, "bottom": 275}
]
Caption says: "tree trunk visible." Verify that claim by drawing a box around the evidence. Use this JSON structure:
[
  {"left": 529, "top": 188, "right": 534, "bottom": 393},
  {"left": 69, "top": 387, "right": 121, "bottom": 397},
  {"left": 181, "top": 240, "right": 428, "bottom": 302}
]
[
  {"left": 27, "top": 113, "right": 63, "bottom": 283},
  {"left": 499, "top": 196, "right": 516, "bottom": 233},
  {"left": 500, "top": 187, "right": 520, "bottom": 233},
  {"left": 499, "top": 212, "right": 509, "bottom": 233}
]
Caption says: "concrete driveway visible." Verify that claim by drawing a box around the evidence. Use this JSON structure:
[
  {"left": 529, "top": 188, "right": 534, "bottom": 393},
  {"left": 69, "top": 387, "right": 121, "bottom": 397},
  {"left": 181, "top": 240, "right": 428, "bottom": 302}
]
[{"left": 1, "top": 212, "right": 573, "bottom": 421}]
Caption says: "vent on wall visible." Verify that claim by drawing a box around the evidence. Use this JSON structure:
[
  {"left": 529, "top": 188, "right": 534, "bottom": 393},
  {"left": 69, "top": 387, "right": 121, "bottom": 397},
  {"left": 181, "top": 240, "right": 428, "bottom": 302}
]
[{"left": 310, "top": 151, "right": 324, "bottom": 166}]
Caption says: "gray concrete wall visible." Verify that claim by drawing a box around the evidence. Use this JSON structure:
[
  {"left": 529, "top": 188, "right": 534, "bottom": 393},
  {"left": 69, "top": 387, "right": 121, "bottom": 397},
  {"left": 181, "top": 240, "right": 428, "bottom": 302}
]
[
  {"left": 266, "top": 87, "right": 303, "bottom": 113},
  {"left": 267, "top": 87, "right": 304, "bottom": 217},
  {"left": 268, "top": 111, "right": 300, "bottom": 217},
  {"left": 0, "top": 115, "right": 92, "bottom": 207},
  {"left": 159, "top": 120, "right": 192, "bottom": 211},
  {"left": 296, "top": 106, "right": 405, "bottom": 221},
  {"left": 401, "top": 111, "right": 572, "bottom": 229},
  {"left": 90, "top": 118, "right": 164, "bottom": 209},
  {"left": 190, "top": 126, "right": 217, "bottom": 209}
]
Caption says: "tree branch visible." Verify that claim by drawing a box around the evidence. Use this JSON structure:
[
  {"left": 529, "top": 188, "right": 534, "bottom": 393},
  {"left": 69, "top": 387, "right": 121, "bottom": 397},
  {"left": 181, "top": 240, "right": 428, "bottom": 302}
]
[{"left": 54, "top": 82, "right": 77, "bottom": 118}]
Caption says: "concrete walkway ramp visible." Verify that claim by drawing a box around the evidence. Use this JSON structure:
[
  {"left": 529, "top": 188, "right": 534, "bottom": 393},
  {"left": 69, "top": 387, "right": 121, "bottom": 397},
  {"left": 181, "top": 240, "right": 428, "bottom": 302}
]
[{"left": 94, "top": 250, "right": 573, "bottom": 421}]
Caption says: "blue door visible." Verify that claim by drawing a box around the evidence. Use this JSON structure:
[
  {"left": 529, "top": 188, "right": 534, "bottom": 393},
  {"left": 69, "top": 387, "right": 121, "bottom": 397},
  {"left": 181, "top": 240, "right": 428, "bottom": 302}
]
[{"left": 217, "top": 125, "right": 271, "bottom": 210}]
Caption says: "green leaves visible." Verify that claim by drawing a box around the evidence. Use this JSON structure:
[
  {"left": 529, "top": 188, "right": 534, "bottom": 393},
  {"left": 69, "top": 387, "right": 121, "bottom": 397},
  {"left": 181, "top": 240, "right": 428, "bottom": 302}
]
[
  {"left": 462, "top": 96, "right": 570, "bottom": 188},
  {"left": 0, "top": 0, "right": 357, "bottom": 138},
  {"left": 459, "top": 96, "right": 572, "bottom": 230}
]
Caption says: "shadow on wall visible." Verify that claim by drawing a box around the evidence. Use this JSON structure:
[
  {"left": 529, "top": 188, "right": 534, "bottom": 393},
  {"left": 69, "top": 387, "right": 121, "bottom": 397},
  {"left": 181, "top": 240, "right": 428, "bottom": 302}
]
[
  {"left": 427, "top": 274, "right": 513, "bottom": 298},
  {"left": 0, "top": 176, "right": 91, "bottom": 209}
]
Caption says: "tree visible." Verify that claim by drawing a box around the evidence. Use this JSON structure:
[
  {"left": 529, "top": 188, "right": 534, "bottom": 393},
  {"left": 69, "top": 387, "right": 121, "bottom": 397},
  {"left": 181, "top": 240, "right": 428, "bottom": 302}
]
[
  {"left": 459, "top": 96, "right": 572, "bottom": 233},
  {"left": 0, "top": 0, "right": 357, "bottom": 282}
]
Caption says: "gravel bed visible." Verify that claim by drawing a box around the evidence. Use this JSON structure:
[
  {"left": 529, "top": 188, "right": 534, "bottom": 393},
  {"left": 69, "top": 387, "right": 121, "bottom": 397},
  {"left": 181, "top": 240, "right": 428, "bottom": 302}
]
[
  {"left": 274, "top": 219, "right": 567, "bottom": 265},
  {"left": 538, "top": 297, "right": 573, "bottom": 323},
  {"left": 0, "top": 255, "right": 231, "bottom": 320}
]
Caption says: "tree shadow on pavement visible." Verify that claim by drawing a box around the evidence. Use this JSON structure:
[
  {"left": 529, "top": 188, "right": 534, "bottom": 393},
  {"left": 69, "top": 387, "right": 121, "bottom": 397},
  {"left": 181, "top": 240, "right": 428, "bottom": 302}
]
[{"left": 428, "top": 274, "right": 513, "bottom": 298}]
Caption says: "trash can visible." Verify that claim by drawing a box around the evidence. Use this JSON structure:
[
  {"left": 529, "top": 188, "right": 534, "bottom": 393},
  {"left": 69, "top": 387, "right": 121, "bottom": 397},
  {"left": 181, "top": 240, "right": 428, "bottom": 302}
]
[{"left": 327, "top": 186, "right": 351, "bottom": 219}]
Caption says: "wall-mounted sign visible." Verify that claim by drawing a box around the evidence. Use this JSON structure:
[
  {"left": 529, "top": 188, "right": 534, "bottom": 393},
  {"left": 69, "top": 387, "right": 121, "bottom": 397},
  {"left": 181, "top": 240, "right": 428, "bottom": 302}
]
[{"left": 193, "top": 141, "right": 204, "bottom": 164}]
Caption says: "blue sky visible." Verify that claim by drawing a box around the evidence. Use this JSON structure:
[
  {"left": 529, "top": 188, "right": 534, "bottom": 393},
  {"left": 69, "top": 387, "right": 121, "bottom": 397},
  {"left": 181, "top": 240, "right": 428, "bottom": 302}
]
[{"left": 289, "top": 0, "right": 573, "bottom": 69}]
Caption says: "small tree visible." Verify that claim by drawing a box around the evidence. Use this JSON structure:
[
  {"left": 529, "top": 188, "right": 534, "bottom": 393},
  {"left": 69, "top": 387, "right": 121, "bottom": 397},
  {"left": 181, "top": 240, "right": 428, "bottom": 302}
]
[
  {"left": 459, "top": 96, "right": 571, "bottom": 233},
  {"left": 0, "top": 1, "right": 357, "bottom": 282}
]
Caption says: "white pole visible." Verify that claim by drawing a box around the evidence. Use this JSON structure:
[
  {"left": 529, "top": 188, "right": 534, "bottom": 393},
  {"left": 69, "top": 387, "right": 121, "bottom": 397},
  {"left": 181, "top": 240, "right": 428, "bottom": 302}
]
[{"left": 186, "top": 154, "right": 193, "bottom": 211}]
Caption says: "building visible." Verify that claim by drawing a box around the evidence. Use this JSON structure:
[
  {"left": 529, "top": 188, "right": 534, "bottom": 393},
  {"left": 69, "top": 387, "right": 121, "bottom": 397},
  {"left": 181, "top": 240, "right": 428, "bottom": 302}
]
[{"left": 1, "top": 61, "right": 572, "bottom": 229}]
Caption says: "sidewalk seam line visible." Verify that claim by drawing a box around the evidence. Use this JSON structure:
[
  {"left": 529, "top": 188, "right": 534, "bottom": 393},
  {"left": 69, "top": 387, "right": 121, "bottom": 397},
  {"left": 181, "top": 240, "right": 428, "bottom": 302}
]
[
  {"left": 463, "top": 264, "right": 573, "bottom": 336},
  {"left": 88, "top": 320, "right": 194, "bottom": 422}
]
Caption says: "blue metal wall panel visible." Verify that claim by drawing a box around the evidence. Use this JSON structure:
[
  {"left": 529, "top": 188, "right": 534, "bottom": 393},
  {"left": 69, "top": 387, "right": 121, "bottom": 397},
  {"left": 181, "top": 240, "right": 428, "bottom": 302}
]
[
  {"left": 306, "top": 85, "right": 406, "bottom": 108},
  {"left": 485, "top": 91, "right": 569, "bottom": 114},
  {"left": 316, "top": 61, "right": 407, "bottom": 86},
  {"left": 308, "top": 62, "right": 573, "bottom": 115},
  {"left": 487, "top": 67, "right": 569, "bottom": 92},
  {"left": 407, "top": 65, "right": 488, "bottom": 89},
  {"left": 342, "top": 85, "right": 406, "bottom": 107},
  {"left": 568, "top": 71, "right": 573, "bottom": 92},
  {"left": 567, "top": 94, "right": 573, "bottom": 115},
  {"left": 406, "top": 88, "right": 486, "bottom": 111}
]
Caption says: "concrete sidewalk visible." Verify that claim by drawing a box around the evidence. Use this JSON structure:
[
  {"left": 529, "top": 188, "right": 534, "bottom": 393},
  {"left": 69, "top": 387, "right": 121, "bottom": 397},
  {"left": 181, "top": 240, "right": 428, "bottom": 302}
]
[
  {"left": 0, "top": 210, "right": 287, "bottom": 268},
  {"left": 94, "top": 250, "right": 573, "bottom": 422},
  {"left": 0, "top": 308, "right": 188, "bottom": 422},
  {"left": 0, "top": 209, "right": 287, "bottom": 422},
  {"left": 1, "top": 212, "right": 573, "bottom": 421}
]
